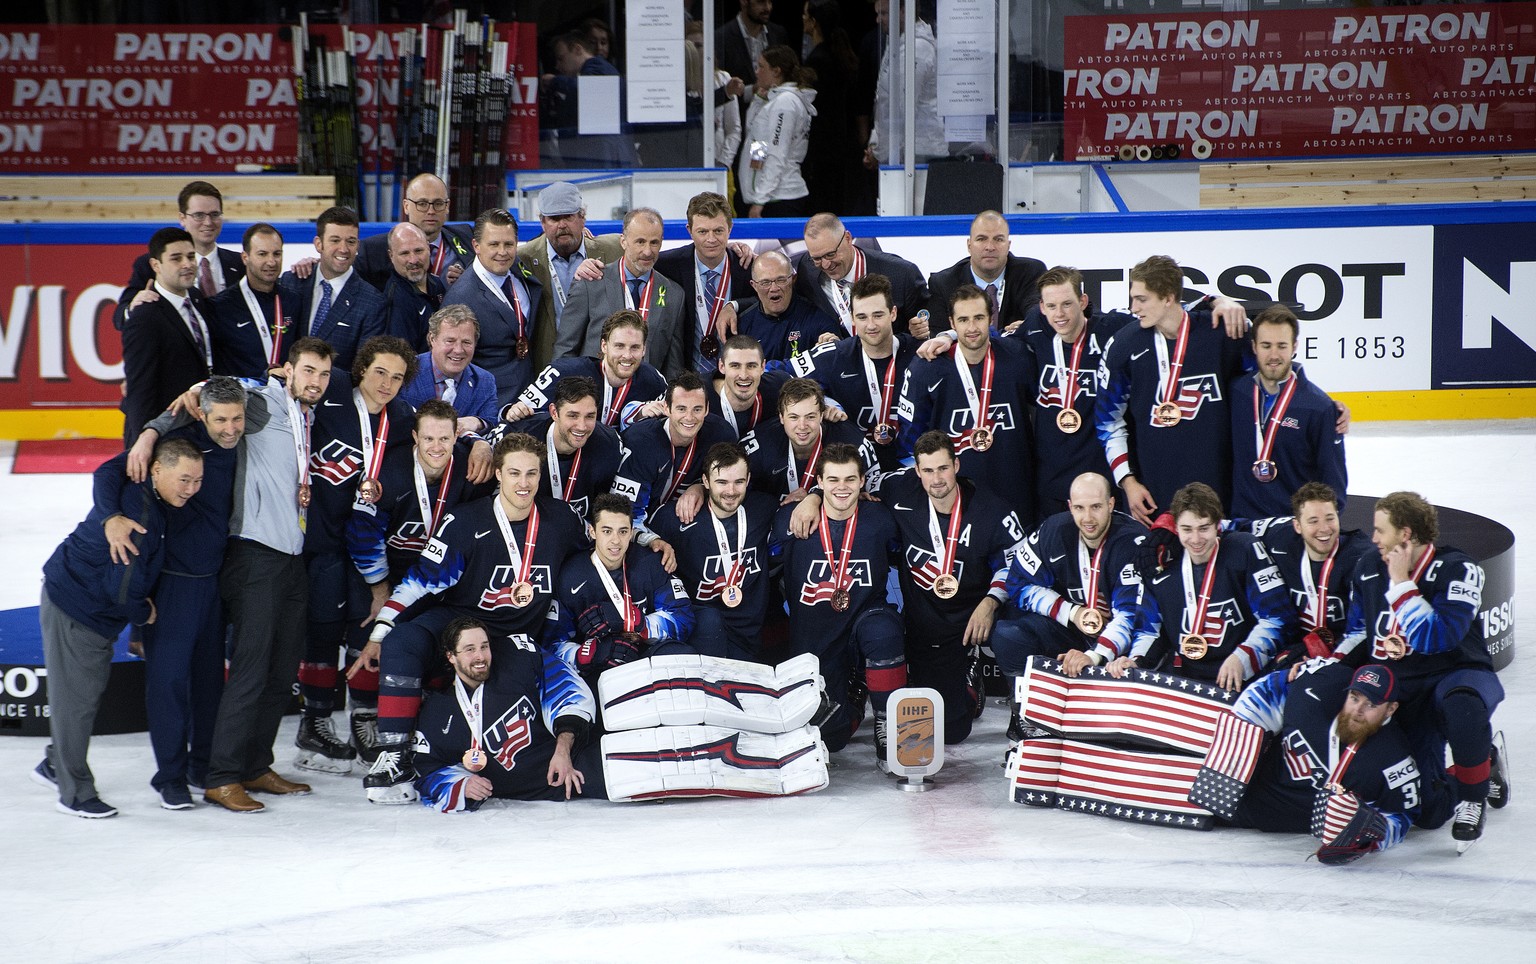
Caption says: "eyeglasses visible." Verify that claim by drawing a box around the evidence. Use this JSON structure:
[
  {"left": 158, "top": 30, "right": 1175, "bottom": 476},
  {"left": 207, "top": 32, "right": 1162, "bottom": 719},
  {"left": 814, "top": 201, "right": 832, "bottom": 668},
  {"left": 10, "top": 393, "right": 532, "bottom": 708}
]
[
  {"left": 405, "top": 198, "right": 451, "bottom": 212},
  {"left": 183, "top": 211, "right": 223, "bottom": 223},
  {"left": 751, "top": 275, "right": 793, "bottom": 290},
  {"left": 804, "top": 233, "right": 846, "bottom": 268}
]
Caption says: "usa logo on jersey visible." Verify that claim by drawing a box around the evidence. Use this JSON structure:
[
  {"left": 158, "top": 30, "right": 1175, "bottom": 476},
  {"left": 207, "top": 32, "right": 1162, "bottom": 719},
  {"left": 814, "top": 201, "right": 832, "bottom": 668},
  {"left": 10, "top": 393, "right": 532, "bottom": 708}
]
[
  {"left": 1281, "top": 730, "right": 1325, "bottom": 787},
  {"left": 696, "top": 546, "right": 763, "bottom": 601},
  {"left": 799, "top": 559, "right": 876, "bottom": 605},
  {"left": 945, "top": 403, "right": 1016, "bottom": 438},
  {"left": 1036, "top": 364, "right": 1098, "bottom": 409},
  {"left": 1181, "top": 597, "right": 1243, "bottom": 641},
  {"left": 387, "top": 520, "right": 431, "bottom": 554},
  {"left": 904, "top": 545, "right": 967, "bottom": 592},
  {"left": 1145, "top": 373, "right": 1223, "bottom": 426},
  {"left": 480, "top": 564, "right": 554, "bottom": 609},
  {"left": 489, "top": 696, "right": 537, "bottom": 770},
  {"left": 310, "top": 439, "right": 362, "bottom": 486}
]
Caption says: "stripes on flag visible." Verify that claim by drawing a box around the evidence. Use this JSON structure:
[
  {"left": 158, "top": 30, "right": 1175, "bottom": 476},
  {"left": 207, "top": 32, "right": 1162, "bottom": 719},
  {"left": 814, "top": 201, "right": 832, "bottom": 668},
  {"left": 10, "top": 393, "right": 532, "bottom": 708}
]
[
  {"left": 1018, "top": 656, "right": 1234, "bottom": 755},
  {"left": 1007, "top": 737, "right": 1211, "bottom": 830}
]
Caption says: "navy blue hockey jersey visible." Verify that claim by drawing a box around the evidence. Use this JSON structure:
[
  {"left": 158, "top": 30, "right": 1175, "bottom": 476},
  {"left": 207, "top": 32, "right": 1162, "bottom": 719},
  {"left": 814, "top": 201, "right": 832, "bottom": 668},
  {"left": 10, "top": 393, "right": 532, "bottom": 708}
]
[
  {"left": 347, "top": 438, "right": 488, "bottom": 585},
  {"left": 1229, "top": 367, "right": 1347, "bottom": 519},
  {"left": 515, "top": 355, "right": 666, "bottom": 430}
]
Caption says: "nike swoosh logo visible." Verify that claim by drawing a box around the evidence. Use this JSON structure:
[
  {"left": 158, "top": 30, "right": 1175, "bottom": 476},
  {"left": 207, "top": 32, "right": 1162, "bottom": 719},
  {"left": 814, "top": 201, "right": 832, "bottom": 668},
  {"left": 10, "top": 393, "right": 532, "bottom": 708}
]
[
  {"left": 441, "top": 719, "right": 452, "bottom": 734},
  {"left": 322, "top": 400, "right": 342, "bottom": 407},
  {"left": 475, "top": 529, "right": 493, "bottom": 539},
  {"left": 236, "top": 320, "right": 253, "bottom": 328},
  {"left": 839, "top": 371, "right": 859, "bottom": 378},
  {"left": 892, "top": 502, "right": 910, "bottom": 511},
  {"left": 1131, "top": 349, "right": 1149, "bottom": 360},
  {"left": 1049, "top": 555, "right": 1066, "bottom": 563},
  {"left": 1305, "top": 687, "right": 1320, "bottom": 701},
  {"left": 335, "top": 322, "right": 351, "bottom": 327},
  {"left": 927, "top": 379, "right": 944, "bottom": 393},
  {"left": 679, "top": 522, "right": 698, "bottom": 531},
  {"left": 1360, "top": 573, "right": 1379, "bottom": 581},
  {"left": 570, "top": 581, "right": 587, "bottom": 595}
]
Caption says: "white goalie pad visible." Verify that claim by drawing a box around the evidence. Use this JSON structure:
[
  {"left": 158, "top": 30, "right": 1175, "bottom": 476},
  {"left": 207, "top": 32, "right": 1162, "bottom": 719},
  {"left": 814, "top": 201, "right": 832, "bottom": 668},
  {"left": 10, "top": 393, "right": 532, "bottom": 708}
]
[
  {"left": 601, "top": 725, "right": 830, "bottom": 802},
  {"left": 597, "top": 653, "right": 825, "bottom": 734}
]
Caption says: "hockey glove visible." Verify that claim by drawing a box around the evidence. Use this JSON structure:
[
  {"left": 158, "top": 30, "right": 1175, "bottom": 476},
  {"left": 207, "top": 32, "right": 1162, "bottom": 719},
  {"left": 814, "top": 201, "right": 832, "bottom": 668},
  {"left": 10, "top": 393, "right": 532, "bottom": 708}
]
[{"left": 575, "top": 604, "right": 611, "bottom": 642}]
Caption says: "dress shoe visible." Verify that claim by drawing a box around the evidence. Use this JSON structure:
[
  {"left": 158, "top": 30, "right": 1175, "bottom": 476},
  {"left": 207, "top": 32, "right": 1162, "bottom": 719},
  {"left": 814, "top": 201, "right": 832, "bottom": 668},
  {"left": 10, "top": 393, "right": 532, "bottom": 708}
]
[
  {"left": 203, "top": 783, "right": 265, "bottom": 813},
  {"left": 242, "top": 770, "right": 312, "bottom": 795}
]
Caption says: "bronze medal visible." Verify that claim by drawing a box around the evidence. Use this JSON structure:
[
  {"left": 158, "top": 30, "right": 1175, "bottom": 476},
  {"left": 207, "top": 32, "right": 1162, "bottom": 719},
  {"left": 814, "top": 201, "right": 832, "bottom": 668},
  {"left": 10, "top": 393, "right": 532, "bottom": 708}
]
[
  {"left": 831, "top": 588, "right": 851, "bottom": 612},
  {"left": 1056, "top": 408, "right": 1082, "bottom": 434},
  {"left": 933, "top": 573, "right": 960, "bottom": 599},
  {"left": 721, "top": 583, "right": 743, "bottom": 608},
  {"left": 1154, "top": 401, "right": 1182, "bottom": 427},
  {"left": 700, "top": 332, "right": 720, "bottom": 360},
  {"left": 873, "top": 422, "right": 895, "bottom": 446},
  {"left": 358, "top": 477, "right": 383, "bottom": 504},
  {"left": 462, "top": 748, "right": 485, "bottom": 772},
  {"left": 970, "top": 427, "right": 994, "bottom": 452},
  {"left": 515, "top": 336, "right": 529, "bottom": 360},
  {"left": 510, "top": 581, "right": 536, "bottom": 608},
  {"left": 298, "top": 483, "right": 312, "bottom": 509},
  {"left": 1252, "top": 459, "right": 1277, "bottom": 483},
  {"left": 1180, "top": 633, "right": 1208, "bottom": 659},
  {"left": 1077, "top": 607, "right": 1105, "bottom": 636},
  {"left": 1381, "top": 633, "right": 1408, "bottom": 660}
]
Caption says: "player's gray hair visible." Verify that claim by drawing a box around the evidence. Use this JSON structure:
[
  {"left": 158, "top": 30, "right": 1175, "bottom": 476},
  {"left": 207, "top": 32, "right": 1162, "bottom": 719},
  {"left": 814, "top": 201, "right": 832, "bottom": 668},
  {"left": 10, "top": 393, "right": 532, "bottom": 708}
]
[
  {"left": 200, "top": 376, "right": 247, "bottom": 414},
  {"left": 427, "top": 303, "right": 480, "bottom": 339}
]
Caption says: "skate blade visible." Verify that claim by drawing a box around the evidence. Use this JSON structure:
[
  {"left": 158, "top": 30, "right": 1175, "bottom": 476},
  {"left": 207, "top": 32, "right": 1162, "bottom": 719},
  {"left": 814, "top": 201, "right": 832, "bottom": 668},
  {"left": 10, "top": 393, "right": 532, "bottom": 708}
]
[{"left": 293, "top": 751, "right": 356, "bottom": 775}]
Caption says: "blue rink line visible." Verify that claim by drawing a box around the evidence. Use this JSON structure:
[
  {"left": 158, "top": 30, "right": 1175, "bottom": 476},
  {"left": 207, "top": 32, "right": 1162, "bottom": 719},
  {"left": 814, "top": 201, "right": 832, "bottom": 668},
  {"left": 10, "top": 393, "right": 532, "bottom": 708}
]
[{"left": 0, "top": 606, "right": 138, "bottom": 665}]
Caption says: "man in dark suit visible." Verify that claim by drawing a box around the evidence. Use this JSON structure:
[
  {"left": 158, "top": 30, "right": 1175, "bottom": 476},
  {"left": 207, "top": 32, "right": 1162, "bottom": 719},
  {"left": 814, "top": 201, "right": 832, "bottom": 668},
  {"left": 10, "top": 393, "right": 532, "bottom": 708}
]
[
  {"left": 120, "top": 228, "right": 214, "bottom": 443},
  {"left": 794, "top": 212, "right": 930, "bottom": 335},
  {"left": 654, "top": 191, "right": 758, "bottom": 375},
  {"left": 278, "top": 206, "right": 388, "bottom": 373},
  {"left": 354, "top": 172, "right": 475, "bottom": 291},
  {"left": 516, "top": 181, "right": 622, "bottom": 370},
  {"left": 555, "top": 207, "right": 687, "bottom": 379},
  {"left": 114, "top": 180, "right": 244, "bottom": 330},
  {"left": 380, "top": 222, "right": 447, "bottom": 351},
  {"left": 715, "top": 0, "right": 788, "bottom": 91},
  {"left": 207, "top": 222, "right": 290, "bottom": 380},
  {"left": 927, "top": 210, "right": 1047, "bottom": 334},
  {"left": 443, "top": 208, "right": 544, "bottom": 410}
]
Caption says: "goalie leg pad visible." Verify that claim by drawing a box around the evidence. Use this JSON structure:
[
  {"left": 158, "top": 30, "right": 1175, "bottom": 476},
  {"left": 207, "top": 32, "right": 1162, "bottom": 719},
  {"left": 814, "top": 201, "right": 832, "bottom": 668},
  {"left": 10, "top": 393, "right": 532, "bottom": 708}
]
[
  {"left": 597, "top": 653, "right": 826, "bottom": 734},
  {"left": 1018, "top": 656, "right": 1234, "bottom": 754},
  {"left": 601, "top": 724, "right": 830, "bottom": 801}
]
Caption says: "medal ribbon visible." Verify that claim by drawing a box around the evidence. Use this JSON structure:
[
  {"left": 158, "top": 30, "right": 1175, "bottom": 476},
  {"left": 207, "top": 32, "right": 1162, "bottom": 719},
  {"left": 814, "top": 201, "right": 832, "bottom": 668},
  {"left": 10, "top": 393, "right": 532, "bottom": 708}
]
[
  {"left": 239, "top": 277, "right": 285, "bottom": 368},
  {"left": 830, "top": 246, "right": 866, "bottom": 330},
  {"left": 1052, "top": 329, "right": 1090, "bottom": 412},
  {"left": 493, "top": 499, "right": 540, "bottom": 585},
  {"left": 1386, "top": 544, "right": 1436, "bottom": 638},
  {"left": 1078, "top": 537, "right": 1107, "bottom": 611},
  {"left": 954, "top": 345, "right": 996, "bottom": 439},
  {"left": 621, "top": 259, "right": 656, "bottom": 321},
  {"left": 355, "top": 392, "right": 390, "bottom": 486},
  {"left": 709, "top": 506, "right": 748, "bottom": 590},
  {"left": 544, "top": 424, "right": 584, "bottom": 502},
  {"left": 817, "top": 505, "right": 859, "bottom": 598},
  {"left": 1153, "top": 311, "right": 1192, "bottom": 409},
  {"left": 593, "top": 555, "right": 639, "bottom": 633},
  {"left": 1180, "top": 539, "right": 1222, "bottom": 640},
  {"left": 696, "top": 260, "right": 730, "bottom": 336},
  {"left": 602, "top": 368, "right": 634, "bottom": 426},
  {"left": 1326, "top": 725, "right": 1361, "bottom": 787},
  {"left": 432, "top": 238, "right": 449, "bottom": 276},
  {"left": 719, "top": 389, "right": 762, "bottom": 436},
  {"left": 861, "top": 349, "right": 899, "bottom": 432},
  {"left": 1254, "top": 374, "right": 1300, "bottom": 466},
  {"left": 1298, "top": 539, "right": 1340, "bottom": 633},
  {"left": 288, "top": 390, "right": 312, "bottom": 504},
  {"left": 785, "top": 432, "right": 823, "bottom": 493},
  {"left": 452, "top": 677, "right": 485, "bottom": 754},
  {"left": 927, "top": 490, "right": 965, "bottom": 584},
  {"left": 412, "top": 450, "right": 456, "bottom": 538},
  {"left": 658, "top": 425, "right": 699, "bottom": 504}
]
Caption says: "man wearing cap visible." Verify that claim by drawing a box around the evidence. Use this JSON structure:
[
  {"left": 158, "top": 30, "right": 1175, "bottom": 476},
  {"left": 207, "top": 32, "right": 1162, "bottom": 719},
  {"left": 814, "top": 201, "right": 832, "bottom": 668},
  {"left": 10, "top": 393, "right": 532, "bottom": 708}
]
[
  {"left": 517, "top": 181, "right": 622, "bottom": 369},
  {"left": 1199, "top": 660, "right": 1435, "bottom": 864}
]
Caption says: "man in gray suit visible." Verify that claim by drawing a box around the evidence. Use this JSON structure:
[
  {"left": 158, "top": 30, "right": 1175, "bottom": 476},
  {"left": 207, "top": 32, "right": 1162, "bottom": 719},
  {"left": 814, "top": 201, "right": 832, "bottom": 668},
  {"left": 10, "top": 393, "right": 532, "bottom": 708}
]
[
  {"left": 516, "top": 181, "right": 623, "bottom": 370},
  {"left": 554, "top": 207, "right": 687, "bottom": 378}
]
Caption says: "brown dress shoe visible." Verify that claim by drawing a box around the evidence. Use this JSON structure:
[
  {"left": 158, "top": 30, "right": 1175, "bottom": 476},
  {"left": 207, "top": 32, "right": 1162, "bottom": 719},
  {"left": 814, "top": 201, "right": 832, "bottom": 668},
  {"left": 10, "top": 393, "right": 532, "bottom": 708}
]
[
  {"left": 242, "top": 770, "right": 313, "bottom": 795},
  {"left": 204, "top": 783, "right": 265, "bottom": 813}
]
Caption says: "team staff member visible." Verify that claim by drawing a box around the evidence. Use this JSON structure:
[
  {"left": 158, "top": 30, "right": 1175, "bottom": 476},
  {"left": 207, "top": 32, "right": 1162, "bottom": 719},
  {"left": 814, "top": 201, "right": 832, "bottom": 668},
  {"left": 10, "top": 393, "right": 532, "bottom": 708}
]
[
  {"left": 517, "top": 181, "right": 622, "bottom": 365},
  {"left": 735, "top": 251, "right": 842, "bottom": 370},
  {"left": 114, "top": 180, "right": 244, "bottom": 330},
  {"left": 120, "top": 227, "right": 214, "bottom": 444},
  {"left": 355, "top": 172, "right": 474, "bottom": 289},
  {"left": 655, "top": 192, "right": 756, "bottom": 374},
  {"left": 445, "top": 208, "right": 545, "bottom": 409},
  {"left": 380, "top": 222, "right": 448, "bottom": 351},
  {"left": 399, "top": 304, "right": 501, "bottom": 445},
  {"left": 1229, "top": 305, "right": 1347, "bottom": 519},
  {"left": 926, "top": 210, "right": 1046, "bottom": 334},
  {"left": 884, "top": 432, "right": 1026, "bottom": 745},
  {"left": 37, "top": 438, "right": 201, "bottom": 818},
  {"left": 207, "top": 223, "right": 290, "bottom": 380},
  {"left": 277, "top": 207, "right": 387, "bottom": 372},
  {"left": 796, "top": 213, "right": 929, "bottom": 334}
]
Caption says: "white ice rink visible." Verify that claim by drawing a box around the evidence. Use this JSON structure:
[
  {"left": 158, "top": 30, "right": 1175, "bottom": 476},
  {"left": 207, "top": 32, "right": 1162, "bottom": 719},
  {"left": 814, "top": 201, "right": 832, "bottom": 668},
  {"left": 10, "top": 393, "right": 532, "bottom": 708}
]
[{"left": 3, "top": 419, "right": 1533, "bottom": 963}]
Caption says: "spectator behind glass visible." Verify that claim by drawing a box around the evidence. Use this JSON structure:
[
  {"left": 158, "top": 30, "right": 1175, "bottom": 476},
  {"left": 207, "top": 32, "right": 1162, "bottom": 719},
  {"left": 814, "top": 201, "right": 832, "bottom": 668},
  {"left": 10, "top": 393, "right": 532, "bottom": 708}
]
[
  {"left": 802, "top": 1, "right": 862, "bottom": 214},
  {"left": 739, "top": 45, "right": 817, "bottom": 219}
]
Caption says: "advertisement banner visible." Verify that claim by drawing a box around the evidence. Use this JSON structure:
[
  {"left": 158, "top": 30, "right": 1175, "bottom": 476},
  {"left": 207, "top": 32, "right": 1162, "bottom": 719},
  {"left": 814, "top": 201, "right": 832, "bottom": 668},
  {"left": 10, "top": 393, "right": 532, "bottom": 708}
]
[
  {"left": 1063, "top": 3, "right": 1536, "bottom": 161},
  {"left": 0, "top": 24, "right": 539, "bottom": 174}
]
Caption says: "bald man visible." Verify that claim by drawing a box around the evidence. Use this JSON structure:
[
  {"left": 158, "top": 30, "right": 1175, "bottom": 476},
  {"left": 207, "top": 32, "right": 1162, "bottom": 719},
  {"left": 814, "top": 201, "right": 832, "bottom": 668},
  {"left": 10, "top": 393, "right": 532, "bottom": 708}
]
[
  {"left": 382, "top": 223, "right": 448, "bottom": 351},
  {"left": 734, "top": 250, "right": 841, "bottom": 368},
  {"left": 794, "top": 212, "right": 929, "bottom": 335},
  {"left": 926, "top": 210, "right": 1046, "bottom": 335},
  {"left": 356, "top": 173, "right": 476, "bottom": 291}
]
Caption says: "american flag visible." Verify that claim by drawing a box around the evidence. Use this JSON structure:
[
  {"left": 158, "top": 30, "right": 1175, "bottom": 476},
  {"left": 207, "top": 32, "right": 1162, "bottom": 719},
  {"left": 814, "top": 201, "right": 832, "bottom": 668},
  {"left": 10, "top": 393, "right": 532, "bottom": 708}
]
[
  {"left": 1311, "top": 786, "right": 1361, "bottom": 843},
  {"left": 1008, "top": 737, "right": 1212, "bottom": 829},
  {"left": 1018, "top": 656, "right": 1234, "bottom": 755},
  {"left": 1186, "top": 711, "right": 1266, "bottom": 819}
]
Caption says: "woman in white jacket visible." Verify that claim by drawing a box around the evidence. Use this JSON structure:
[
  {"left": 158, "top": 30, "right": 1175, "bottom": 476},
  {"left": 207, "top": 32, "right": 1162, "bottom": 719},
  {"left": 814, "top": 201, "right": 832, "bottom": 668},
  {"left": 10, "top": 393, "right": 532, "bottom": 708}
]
[{"left": 740, "top": 45, "right": 817, "bottom": 218}]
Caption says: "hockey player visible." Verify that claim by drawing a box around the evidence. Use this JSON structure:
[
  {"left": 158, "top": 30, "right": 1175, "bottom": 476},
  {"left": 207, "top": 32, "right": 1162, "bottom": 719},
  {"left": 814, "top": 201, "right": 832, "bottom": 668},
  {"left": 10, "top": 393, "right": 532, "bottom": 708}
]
[
  {"left": 293, "top": 335, "right": 419, "bottom": 775},
  {"left": 553, "top": 494, "right": 696, "bottom": 687},
  {"left": 651, "top": 443, "right": 781, "bottom": 662},
  {"left": 1229, "top": 306, "right": 1347, "bottom": 519},
  {"left": 613, "top": 371, "right": 737, "bottom": 560},
  {"left": 884, "top": 432, "right": 1027, "bottom": 744},
  {"left": 504, "top": 310, "right": 666, "bottom": 430},
  {"left": 1334, "top": 491, "right": 1508, "bottom": 849},
  {"left": 897, "top": 283, "right": 1040, "bottom": 527},
  {"left": 775, "top": 443, "right": 906, "bottom": 766},
  {"left": 1246, "top": 482, "right": 1371, "bottom": 668},
  {"left": 1018, "top": 267, "right": 1128, "bottom": 512},
  {"left": 414, "top": 617, "right": 604, "bottom": 809},
  {"left": 1114, "top": 482, "right": 1294, "bottom": 690},
  {"left": 794, "top": 273, "right": 922, "bottom": 475},
  {"left": 709, "top": 334, "right": 788, "bottom": 441},
  {"left": 361, "top": 432, "right": 588, "bottom": 803},
  {"left": 1095, "top": 255, "right": 1249, "bottom": 523},
  {"left": 747, "top": 377, "right": 879, "bottom": 501},
  {"left": 499, "top": 376, "right": 622, "bottom": 521},
  {"left": 1200, "top": 661, "right": 1428, "bottom": 865},
  {"left": 994, "top": 472, "right": 1148, "bottom": 738}
]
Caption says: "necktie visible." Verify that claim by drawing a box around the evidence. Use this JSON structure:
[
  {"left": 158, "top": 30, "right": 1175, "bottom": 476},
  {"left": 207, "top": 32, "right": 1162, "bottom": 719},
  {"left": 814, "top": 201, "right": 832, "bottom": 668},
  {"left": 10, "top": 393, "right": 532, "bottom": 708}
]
[
  {"left": 440, "top": 376, "right": 457, "bottom": 404},
  {"left": 501, "top": 276, "right": 524, "bottom": 327},
  {"left": 315, "top": 279, "right": 334, "bottom": 331},
  {"left": 703, "top": 268, "right": 720, "bottom": 308},
  {"left": 182, "top": 300, "right": 208, "bottom": 367},
  {"left": 984, "top": 283, "right": 999, "bottom": 327},
  {"left": 629, "top": 278, "right": 645, "bottom": 307},
  {"left": 198, "top": 256, "right": 216, "bottom": 297}
]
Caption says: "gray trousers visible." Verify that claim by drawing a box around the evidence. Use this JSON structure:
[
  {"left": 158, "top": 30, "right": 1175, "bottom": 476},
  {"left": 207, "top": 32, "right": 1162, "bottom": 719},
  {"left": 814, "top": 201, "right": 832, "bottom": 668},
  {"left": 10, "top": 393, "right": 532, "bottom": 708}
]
[
  {"left": 207, "top": 540, "right": 307, "bottom": 787},
  {"left": 40, "top": 588, "right": 117, "bottom": 806}
]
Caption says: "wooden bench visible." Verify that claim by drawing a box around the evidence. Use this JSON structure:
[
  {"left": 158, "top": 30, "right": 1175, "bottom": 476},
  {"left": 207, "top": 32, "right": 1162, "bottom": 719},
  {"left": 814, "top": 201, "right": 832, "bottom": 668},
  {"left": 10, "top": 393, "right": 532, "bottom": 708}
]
[
  {"left": 1198, "top": 154, "right": 1536, "bottom": 208},
  {"left": 0, "top": 175, "right": 336, "bottom": 221}
]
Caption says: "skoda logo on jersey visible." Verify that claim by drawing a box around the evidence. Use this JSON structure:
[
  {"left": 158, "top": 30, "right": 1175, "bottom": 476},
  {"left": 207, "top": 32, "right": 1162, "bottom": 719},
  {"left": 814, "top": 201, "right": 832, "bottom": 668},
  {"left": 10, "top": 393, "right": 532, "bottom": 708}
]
[
  {"left": 1145, "top": 372, "right": 1223, "bottom": 426},
  {"left": 480, "top": 565, "right": 554, "bottom": 609},
  {"left": 945, "top": 404, "right": 1015, "bottom": 437},
  {"left": 489, "top": 696, "right": 537, "bottom": 770},
  {"left": 310, "top": 438, "right": 363, "bottom": 485},
  {"left": 702, "top": 547, "right": 762, "bottom": 580}
]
